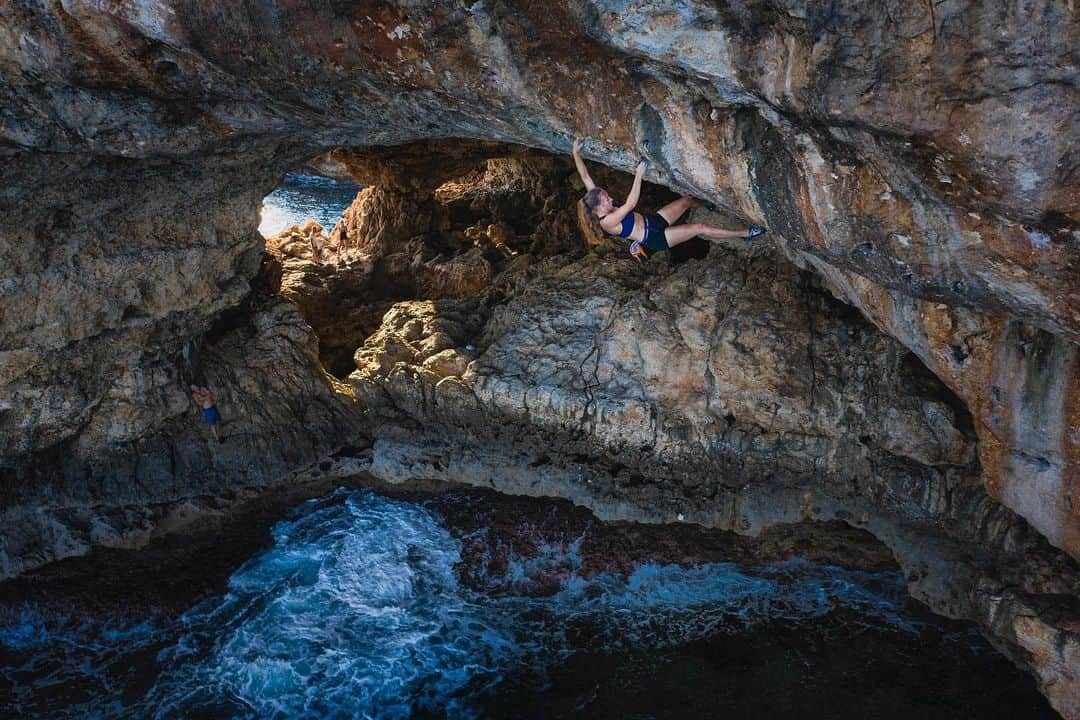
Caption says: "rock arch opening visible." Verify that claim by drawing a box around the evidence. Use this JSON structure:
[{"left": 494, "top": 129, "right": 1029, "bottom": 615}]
[
  {"left": 257, "top": 161, "right": 362, "bottom": 241},
  {"left": 261, "top": 139, "right": 731, "bottom": 378}
]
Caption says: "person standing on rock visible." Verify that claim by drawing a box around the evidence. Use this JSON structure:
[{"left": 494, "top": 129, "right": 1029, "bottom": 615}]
[
  {"left": 190, "top": 384, "right": 224, "bottom": 444},
  {"left": 335, "top": 223, "right": 350, "bottom": 263},
  {"left": 573, "top": 137, "right": 766, "bottom": 263}
]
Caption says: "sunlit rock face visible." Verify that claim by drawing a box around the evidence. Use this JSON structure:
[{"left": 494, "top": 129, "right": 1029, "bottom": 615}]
[{"left": 1, "top": 2, "right": 1079, "bottom": 713}]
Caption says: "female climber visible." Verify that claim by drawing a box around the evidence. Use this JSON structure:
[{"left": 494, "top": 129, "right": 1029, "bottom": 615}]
[{"left": 572, "top": 137, "right": 766, "bottom": 263}]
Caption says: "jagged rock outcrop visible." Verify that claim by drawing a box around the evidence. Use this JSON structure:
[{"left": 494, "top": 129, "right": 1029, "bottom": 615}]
[
  {"left": 353, "top": 252, "right": 980, "bottom": 530},
  {"left": 270, "top": 240, "right": 496, "bottom": 376},
  {"left": 270, "top": 149, "right": 610, "bottom": 375},
  {"left": 268, "top": 219, "right": 333, "bottom": 263},
  {"left": 0, "top": 292, "right": 363, "bottom": 578},
  {"left": 355, "top": 253, "right": 978, "bottom": 481},
  {"left": 269, "top": 146, "right": 696, "bottom": 376}
]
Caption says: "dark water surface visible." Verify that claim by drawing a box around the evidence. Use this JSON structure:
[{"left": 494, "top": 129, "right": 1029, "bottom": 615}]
[
  {"left": 259, "top": 173, "right": 361, "bottom": 238},
  {"left": 0, "top": 489, "right": 1056, "bottom": 719}
]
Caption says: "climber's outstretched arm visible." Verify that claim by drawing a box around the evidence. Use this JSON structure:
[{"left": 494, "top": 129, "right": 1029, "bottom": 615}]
[
  {"left": 603, "top": 159, "right": 647, "bottom": 228},
  {"left": 572, "top": 137, "right": 596, "bottom": 192}
]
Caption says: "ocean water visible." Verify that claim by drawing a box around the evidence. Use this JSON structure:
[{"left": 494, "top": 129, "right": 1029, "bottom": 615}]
[
  {"left": 258, "top": 173, "right": 362, "bottom": 238},
  {"left": 0, "top": 490, "right": 1055, "bottom": 719}
]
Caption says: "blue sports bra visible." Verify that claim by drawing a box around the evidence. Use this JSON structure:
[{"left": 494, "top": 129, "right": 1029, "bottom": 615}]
[{"left": 601, "top": 206, "right": 636, "bottom": 238}]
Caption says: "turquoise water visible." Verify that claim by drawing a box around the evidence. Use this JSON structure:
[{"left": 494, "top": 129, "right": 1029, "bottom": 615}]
[
  {"left": 258, "top": 173, "right": 361, "bottom": 238},
  {"left": 0, "top": 490, "right": 1055, "bottom": 719}
]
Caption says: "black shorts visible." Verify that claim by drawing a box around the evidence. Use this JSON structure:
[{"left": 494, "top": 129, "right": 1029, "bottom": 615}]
[{"left": 641, "top": 213, "right": 669, "bottom": 253}]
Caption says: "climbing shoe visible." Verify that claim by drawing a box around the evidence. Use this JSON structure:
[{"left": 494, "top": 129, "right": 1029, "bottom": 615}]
[{"left": 745, "top": 226, "right": 767, "bottom": 240}]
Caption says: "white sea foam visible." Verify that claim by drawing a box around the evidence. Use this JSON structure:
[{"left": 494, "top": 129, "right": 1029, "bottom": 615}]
[{"left": 0, "top": 490, "right": 948, "bottom": 719}]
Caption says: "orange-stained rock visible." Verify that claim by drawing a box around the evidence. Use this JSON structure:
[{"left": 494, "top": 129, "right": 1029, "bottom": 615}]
[
  {"left": 273, "top": 147, "right": 612, "bottom": 376},
  {"left": 808, "top": 260, "right": 1080, "bottom": 561}
]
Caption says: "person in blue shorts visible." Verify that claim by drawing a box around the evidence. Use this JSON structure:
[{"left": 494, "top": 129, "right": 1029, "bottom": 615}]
[
  {"left": 573, "top": 137, "right": 766, "bottom": 263},
  {"left": 190, "top": 384, "right": 224, "bottom": 443}
]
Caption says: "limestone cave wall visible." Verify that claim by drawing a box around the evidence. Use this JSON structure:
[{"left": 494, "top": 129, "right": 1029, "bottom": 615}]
[{"left": 2, "top": 0, "right": 1075, "bottom": 560}]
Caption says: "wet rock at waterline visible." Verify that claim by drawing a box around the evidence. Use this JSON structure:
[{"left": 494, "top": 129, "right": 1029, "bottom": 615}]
[
  {"left": 0, "top": 296, "right": 364, "bottom": 578},
  {"left": 347, "top": 247, "right": 1079, "bottom": 718}
]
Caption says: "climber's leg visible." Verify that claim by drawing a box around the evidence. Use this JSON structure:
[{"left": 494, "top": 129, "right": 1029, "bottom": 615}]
[
  {"left": 656, "top": 196, "right": 697, "bottom": 225},
  {"left": 664, "top": 223, "right": 749, "bottom": 247}
]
